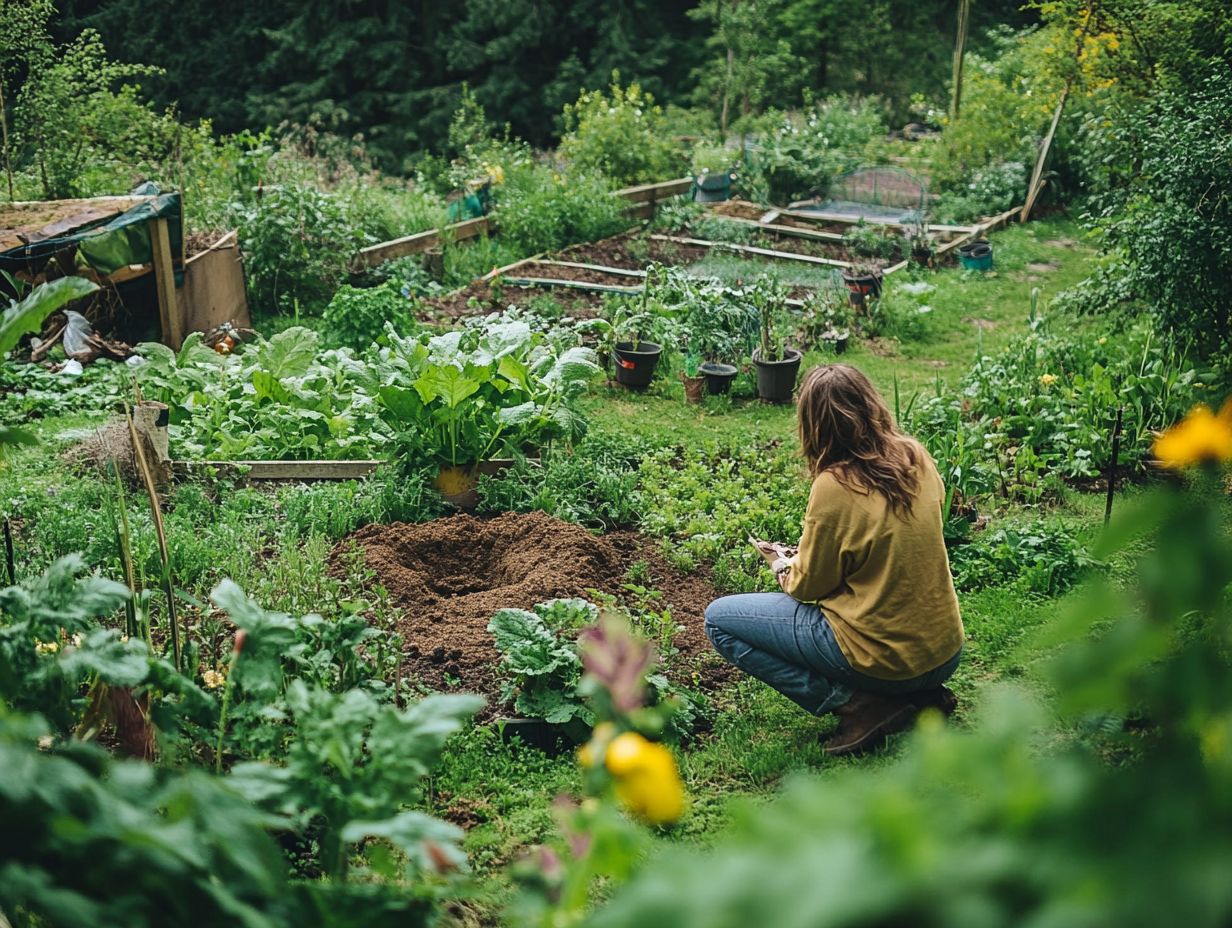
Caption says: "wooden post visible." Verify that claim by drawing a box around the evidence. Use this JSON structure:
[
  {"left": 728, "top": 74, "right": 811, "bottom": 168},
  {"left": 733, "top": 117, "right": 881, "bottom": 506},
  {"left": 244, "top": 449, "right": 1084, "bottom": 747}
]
[
  {"left": 1104, "top": 405, "right": 1123, "bottom": 526},
  {"left": 150, "top": 217, "right": 184, "bottom": 349},
  {"left": 950, "top": 0, "right": 972, "bottom": 120},
  {"left": 131, "top": 401, "right": 171, "bottom": 488},
  {"left": 1020, "top": 87, "right": 1070, "bottom": 223}
]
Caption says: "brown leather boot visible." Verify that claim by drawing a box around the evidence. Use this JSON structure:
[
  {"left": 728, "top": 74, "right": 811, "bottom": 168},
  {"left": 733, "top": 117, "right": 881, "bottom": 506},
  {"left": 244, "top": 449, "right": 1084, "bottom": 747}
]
[
  {"left": 911, "top": 685, "right": 959, "bottom": 716},
  {"left": 823, "top": 691, "right": 919, "bottom": 756}
]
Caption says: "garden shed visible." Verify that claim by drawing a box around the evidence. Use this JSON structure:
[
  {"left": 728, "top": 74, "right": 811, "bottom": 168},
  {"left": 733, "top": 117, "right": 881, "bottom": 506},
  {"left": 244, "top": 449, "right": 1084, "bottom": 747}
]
[{"left": 0, "top": 191, "right": 248, "bottom": 350}]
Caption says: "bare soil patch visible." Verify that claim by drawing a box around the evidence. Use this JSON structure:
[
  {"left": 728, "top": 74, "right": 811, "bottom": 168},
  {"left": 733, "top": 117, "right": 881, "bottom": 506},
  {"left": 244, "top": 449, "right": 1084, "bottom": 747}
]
[{"left": 334, "top": 512, "right": 735, "bottom": 717}]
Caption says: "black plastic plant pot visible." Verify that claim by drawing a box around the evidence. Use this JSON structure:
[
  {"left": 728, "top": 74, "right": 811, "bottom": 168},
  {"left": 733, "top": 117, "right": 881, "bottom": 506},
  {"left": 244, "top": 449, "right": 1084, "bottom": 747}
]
[
  {"left": 825, "top": 335, "right": 850, "bottom": 355},
  {"left": 699, "top": 361, "right": 739, "bottom": 394},
  {"left": 497, "top": 717, "right": 591, "bottom": 756},
  {"left": 693, "top": 171, "right": 735, "bottom": 203},
  {"left": 841, "top": 269, "right": 883, "bottom": 307},
  {"left": 612, "top": 340, "right": 662, "bottom": 390},
  {"left": 752, "top": 347, "right": 803, "bottom": 404}
]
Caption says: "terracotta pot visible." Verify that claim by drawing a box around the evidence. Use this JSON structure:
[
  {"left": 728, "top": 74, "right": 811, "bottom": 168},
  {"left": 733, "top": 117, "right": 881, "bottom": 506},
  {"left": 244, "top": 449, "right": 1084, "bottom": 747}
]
[{"left": 681, "top": 372, "right": 707, "bottom": 403}]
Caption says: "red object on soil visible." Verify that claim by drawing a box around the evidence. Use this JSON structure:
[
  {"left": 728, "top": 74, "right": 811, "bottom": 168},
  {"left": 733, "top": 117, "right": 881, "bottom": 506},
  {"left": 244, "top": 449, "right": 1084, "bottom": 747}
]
[{"left": 334, "top": 512, "right": 734, "bottom": 717}]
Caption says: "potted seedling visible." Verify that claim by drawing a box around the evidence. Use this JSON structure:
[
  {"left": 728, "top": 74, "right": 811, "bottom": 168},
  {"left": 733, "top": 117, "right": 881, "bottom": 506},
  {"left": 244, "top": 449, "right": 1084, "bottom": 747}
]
[
  {"left": 749, "top": 281, "right": 802, "bottom": 404},
  {"left": 680, "top": 345, "right": 707, "bottom": 404},
  {"left": 907, "top": 217, "right": 935, "bottom": 266},
  {"left": 585, "top": 294, "right": 663, "bottom": 390},
  {"left": 841, "top": 263, "right": 884, "bottom": 308}
]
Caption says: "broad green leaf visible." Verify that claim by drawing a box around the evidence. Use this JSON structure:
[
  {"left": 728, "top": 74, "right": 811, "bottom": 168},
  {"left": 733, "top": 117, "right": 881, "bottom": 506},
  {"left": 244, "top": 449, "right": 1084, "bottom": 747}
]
[
  {"left": 413, "top": 365, "right": 481, "bottom": 409},
  {"left": 1, "top": 277, "right": 99, "bottom": 355},
  {"left": 256, "top": 326, "right": 318, "bottom": 379},
  {"left": 497, "top": 354, "right": 532, "bottom": 392}
]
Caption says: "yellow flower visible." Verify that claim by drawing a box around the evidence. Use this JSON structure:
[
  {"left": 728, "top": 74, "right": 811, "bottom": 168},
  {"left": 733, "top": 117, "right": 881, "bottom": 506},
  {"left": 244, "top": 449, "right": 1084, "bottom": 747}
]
[
  {"left": 1153, "top": 400, "right": 1232, "bottom": 469},
  {"left": 1097, "top": 336, "right": 1107, "bottom": 346},
  {"left": 34, "top": 640, "right": 59, "bottom": 656},
  {"left": 1039, "top": 373, "right": 1058, "bottom": 387},
  {"left": 202, "top": 669, "right": 227, "bottom": 690},
  {"left": 578, "top": 722, "right": 616, "bottom": 769},
  {"left": 604, "top": 732, "right": 686, "bottom": 825}
]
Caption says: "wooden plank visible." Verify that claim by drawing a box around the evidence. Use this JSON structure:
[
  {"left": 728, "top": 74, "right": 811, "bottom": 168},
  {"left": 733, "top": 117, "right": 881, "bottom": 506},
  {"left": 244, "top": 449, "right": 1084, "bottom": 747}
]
[
  {"left": 650, "top": 234, "right": 854, "bottom": 268},
  {"left": 355, "top": 216, "right": 490, "bottom": 269},
  {"left": 531, "top": 260, "right": 647, "bottom": 279},
  {"left": 176, "top": 232, "right": 251, "bottom": 335},
  {"left": 623, "top": 201, "right": 657, "bottom": 220},
  {"left": 713, "top": 215, "right": 845, "bottom": 243},
  {"left": 759, "top": 209, "right": 782, "bottom": 224},
  {"left": 179, "top": 460, "right": 383, "bottom": 480},
  {"left": 501, "top": 277, "right": 643, "bottom": 295},
  {"left": 612, "top": 177, "right": 693, "bottom": 202},
  {"left": 481, "top": 251, "right": 545, "bottom": 282},
  {"left": 150, "top": 217, "right": 184, "bottom": 350}
]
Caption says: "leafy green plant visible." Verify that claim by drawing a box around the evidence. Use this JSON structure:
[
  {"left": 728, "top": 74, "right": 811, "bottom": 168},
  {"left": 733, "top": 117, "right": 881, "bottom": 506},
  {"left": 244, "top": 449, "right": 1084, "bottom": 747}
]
[
  {"left": 234, "top": 182, "right": 371, "bottom": 314},
  {"left": 229, "top": 680, "right": 482, "bottom": 881},
  {"left": 492, "top": 163, "right": 630, "bottom": 257},
  {"left": 949, "top": 519, "right": 1093, "bottom": 596},
  {"left": 841, "top": 220, "right": 900, "bottom": 260},
  {"left": 743, "top": 97, "right": 886, "bottom": 204},
  {"left": 374, "top": 314, "right": 600, "bottom": 469},
  {"left": 321, "top": 280, "right": 416, "bottom": 352},
  {"left": 476, "top": 434, "right": 647, "bottom": 531},
  {"left": 136, "top": 328, "right": 387, "bottom": 461},
  {"left": 559, "top": 78, "right": 681, "bottom": 187},
  {"left": 489, "top": 598, "right": 599, "bottom": 725}
]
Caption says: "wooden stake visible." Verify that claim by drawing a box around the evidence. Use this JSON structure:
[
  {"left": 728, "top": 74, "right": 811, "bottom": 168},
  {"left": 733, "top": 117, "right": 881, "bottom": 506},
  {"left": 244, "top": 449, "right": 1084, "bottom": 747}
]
[
  {"left": 1105, "top": 405, "right": 1124, "bottom": 527},
  {"left": 3, "top": 518, "right": 14, "bottom": 585},
  {"left": 950, "top": 0, "right": 972, "bottom": 120},
  {"left": 150, "top": 217, "right": 184, "bottom": 350},
  {"left": 127, "top": 409, "right": 181, "bottom": 670}
]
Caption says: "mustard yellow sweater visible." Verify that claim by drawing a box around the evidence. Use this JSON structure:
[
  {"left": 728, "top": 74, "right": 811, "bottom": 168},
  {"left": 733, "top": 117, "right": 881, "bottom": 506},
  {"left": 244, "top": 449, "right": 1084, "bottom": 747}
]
[{"left": 781, "top": 453, "right": 964, "bottom": 680}]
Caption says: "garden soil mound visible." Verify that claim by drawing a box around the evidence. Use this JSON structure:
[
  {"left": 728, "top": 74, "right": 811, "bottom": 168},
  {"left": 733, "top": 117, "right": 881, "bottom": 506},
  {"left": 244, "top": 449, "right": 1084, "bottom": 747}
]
[{"left": 335, "top": 512, "right": 734, "bottom": 716}]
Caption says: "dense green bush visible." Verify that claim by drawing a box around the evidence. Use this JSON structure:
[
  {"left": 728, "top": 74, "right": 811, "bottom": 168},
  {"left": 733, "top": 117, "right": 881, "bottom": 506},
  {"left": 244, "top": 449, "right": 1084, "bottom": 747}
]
[
  {"left": 744, "top": 96, "right": 886, "bottom": 204},
  {"left": 1092, "top": 68, "right": 1232, "bottom": 356},
  {"left": 949, "top": 519, "right": 1092, "bottom": 596},
  {"left": 493, "top": 164, "right": 630, "bottom": 257},
  {"left": 321, "top": 280, "right": 415, "bottom": 352},
  {"left": 234, "top": 182, "right": 372, "bottom": 314},
  {"left": 933, "top": 160, "right": 1027, "bottom": 222},
  {"left": 558, "top": 79, "right": 682, "bottom": 187},
  {"left": 907, "top": 314, "right": 1216, "bottom": 495}
]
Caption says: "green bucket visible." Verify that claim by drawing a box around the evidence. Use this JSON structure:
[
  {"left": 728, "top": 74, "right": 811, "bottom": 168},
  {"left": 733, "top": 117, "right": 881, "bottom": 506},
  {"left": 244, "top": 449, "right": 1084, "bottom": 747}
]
[{"left": 958, "top": 240, "right": 993, "bottom": 271}]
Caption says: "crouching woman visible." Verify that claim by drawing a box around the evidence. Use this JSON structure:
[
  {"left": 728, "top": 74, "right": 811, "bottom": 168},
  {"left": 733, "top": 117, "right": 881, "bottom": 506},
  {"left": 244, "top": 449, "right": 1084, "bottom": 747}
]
[{"left": 705, "top": 364, "right": 964, "bottom": 755}]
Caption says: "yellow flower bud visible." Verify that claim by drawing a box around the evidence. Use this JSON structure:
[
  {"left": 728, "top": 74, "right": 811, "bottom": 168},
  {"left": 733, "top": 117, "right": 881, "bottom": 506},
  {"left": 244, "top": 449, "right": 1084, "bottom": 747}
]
[
  {"left": 604, "top": 732, "right": 686, "bottom": 825},
  {"left": 1153, "top": 401, "right": 1232, "bottom": 469}
]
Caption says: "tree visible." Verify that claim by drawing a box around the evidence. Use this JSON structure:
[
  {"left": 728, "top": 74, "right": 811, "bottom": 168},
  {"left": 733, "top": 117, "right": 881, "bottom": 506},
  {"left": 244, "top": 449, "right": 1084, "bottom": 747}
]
[{"left": 0, "top": 0, "right": 54, "bottom": 199}]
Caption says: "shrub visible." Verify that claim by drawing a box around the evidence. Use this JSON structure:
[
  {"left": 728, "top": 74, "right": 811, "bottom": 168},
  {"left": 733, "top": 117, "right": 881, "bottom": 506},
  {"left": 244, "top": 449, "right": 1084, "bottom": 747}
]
[
  {"left": 559, "top": 78, "right": 682, "bottom": 186},
  {"left": 234, "top": 182, "right": 371, "bottom": 314},
  {"left": 321, "top": 280, "right": 415, "bottom": 352},
  {"left": 1094, "top": 66, "right": 1232, "bottom": 356},
  {"left": 494, "top": 164, "right": 630, "bottom": 256},
  {"left": 932, "top": 160, "right": 1028, "bottom": 222},
  {"left": 745, "top": 96, "right": 887, "bottom": 204}
]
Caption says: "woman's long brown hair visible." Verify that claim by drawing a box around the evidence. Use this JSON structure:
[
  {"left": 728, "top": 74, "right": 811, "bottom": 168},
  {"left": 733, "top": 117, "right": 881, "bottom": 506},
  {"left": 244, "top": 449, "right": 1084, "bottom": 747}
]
[{"left": 797, "top": 364, "right": 923, "bottom": 517}]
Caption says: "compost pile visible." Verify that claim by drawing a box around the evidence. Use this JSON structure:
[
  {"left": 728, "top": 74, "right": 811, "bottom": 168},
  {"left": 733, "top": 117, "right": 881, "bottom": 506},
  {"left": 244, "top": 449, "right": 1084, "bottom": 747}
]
[{"left": 335, "top": 512, "right": 734, "bottom": 713}]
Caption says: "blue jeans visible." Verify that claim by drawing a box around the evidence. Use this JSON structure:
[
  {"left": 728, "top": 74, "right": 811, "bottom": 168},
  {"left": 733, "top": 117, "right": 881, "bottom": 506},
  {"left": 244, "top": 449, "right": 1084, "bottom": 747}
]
[{"left": 704, "top": 593, "right": 961, "bottom": 716}]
